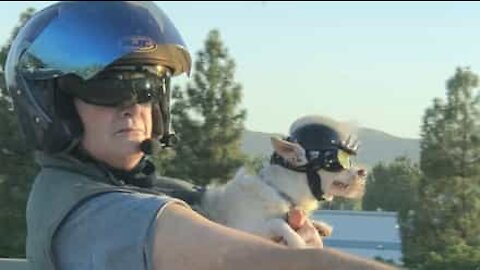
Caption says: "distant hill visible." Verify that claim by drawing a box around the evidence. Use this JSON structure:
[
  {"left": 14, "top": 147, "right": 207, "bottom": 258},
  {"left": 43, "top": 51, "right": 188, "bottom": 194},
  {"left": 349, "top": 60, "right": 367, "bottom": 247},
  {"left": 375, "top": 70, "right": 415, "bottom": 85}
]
[{"left": 241, "top": 128, "right": 420, "bottom": 168}]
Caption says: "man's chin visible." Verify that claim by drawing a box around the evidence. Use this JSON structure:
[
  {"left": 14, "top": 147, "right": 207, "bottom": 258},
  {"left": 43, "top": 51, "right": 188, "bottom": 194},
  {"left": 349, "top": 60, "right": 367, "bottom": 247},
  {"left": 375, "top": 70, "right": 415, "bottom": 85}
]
[
  {"left": 113, "top": 139, "right": 144, "bottom": 155},
  {"left": 115, "top": 150, "right": 144, "bottom": 171}
]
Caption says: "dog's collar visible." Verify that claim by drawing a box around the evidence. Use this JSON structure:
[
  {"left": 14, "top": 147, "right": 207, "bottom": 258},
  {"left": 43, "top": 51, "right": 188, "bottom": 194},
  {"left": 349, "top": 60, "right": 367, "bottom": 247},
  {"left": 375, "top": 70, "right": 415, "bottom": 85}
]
[{"left": 261, "top": 179, "right": 297, "bottom": 207}]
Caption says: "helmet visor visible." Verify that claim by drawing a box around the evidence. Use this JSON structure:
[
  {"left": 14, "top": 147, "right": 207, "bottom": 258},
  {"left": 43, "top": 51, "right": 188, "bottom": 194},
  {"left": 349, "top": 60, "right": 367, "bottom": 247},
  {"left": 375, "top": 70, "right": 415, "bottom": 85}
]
[{"left": 19, "top": 1, "right": 190, "bottom": 80}]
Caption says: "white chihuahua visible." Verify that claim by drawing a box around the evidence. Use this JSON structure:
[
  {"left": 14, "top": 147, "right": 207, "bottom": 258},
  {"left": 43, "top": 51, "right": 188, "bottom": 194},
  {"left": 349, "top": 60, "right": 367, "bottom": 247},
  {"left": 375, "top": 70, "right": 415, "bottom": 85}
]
[{"left": 199, "top": 116, "right": 367, "bottom": 248}]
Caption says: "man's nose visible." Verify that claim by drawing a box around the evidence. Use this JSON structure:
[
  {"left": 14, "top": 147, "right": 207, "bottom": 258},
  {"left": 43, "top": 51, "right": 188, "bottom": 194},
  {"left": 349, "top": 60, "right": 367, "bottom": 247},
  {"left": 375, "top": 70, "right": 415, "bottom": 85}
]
[{"left": 120, "top": 103, "right": 141, "bottom": 118}]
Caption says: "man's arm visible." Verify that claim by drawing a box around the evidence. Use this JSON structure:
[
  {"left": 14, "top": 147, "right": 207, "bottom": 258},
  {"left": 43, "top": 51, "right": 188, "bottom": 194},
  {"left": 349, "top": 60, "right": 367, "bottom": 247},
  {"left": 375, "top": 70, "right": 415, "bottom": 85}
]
[{"left": 153, "top": 204, "right": 396, "bottom": 270}]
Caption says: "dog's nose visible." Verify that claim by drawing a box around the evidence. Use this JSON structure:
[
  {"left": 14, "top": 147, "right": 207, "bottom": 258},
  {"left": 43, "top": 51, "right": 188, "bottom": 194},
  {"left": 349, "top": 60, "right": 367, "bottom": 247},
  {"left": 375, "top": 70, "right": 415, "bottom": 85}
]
[{"left": 357, "top": 169, "right": 367, "bottom": 177}]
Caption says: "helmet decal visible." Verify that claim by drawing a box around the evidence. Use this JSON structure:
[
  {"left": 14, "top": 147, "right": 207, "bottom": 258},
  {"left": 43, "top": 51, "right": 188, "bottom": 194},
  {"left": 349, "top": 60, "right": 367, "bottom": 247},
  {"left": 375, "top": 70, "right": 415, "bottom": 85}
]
[{"left": 120, "top": 36, "right": 158, "bottom": 52}]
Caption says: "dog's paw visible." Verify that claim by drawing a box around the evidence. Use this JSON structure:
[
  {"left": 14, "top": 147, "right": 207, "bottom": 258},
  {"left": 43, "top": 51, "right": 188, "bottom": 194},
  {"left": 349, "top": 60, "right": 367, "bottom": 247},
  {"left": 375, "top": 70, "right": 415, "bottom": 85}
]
[{"left": 312, "top": 221, "right": 333, "bottom": 237}]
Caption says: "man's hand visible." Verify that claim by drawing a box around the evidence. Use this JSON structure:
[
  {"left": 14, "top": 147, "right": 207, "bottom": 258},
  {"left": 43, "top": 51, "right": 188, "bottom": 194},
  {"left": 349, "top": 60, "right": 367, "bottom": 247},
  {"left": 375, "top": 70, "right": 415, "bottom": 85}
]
[{"left": 286, "top": 207, "right": 324, "bottom": 248}]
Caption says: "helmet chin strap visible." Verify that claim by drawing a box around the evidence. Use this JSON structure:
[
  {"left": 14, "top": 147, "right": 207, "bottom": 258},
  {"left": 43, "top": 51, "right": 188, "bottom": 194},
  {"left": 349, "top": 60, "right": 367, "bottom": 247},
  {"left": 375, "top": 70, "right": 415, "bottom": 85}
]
[{"left": 306, "top": 165, "right": 326, "bottom": 201}]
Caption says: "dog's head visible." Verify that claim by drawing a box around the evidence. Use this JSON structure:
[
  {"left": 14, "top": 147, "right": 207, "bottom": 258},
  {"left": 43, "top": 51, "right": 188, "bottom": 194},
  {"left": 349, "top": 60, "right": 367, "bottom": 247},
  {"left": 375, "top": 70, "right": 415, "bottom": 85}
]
[{"left": 270, "top": 116, "right": 366, "bottom": 201}]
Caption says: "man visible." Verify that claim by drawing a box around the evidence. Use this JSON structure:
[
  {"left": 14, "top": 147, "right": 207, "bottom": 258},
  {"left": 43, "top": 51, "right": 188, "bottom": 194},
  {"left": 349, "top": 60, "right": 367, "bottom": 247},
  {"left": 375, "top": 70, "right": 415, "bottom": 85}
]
[{"left": 5, "top": 1, "right": 395, "bottom": 269}]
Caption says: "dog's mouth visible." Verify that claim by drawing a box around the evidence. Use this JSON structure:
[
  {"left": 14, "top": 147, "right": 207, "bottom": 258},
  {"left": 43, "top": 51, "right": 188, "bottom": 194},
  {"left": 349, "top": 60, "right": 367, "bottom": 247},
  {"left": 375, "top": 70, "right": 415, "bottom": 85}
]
[{"left": 332, "top": 181, "right": 349, "bottom": 190}]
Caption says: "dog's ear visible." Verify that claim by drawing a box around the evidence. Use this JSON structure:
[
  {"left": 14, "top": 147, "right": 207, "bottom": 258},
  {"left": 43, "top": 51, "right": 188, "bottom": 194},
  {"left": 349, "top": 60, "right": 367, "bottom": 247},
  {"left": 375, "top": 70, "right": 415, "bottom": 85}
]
[{"left": 271, "top": 137, "right": 308, "bottom": 167}]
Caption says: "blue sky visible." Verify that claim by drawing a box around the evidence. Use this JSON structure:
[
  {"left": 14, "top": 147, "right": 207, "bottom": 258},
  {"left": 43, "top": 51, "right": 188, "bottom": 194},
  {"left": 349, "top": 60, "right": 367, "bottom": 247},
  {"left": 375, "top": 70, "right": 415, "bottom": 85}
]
[{"left": 1, "top": 1, "right": 480, "bottom": 139}]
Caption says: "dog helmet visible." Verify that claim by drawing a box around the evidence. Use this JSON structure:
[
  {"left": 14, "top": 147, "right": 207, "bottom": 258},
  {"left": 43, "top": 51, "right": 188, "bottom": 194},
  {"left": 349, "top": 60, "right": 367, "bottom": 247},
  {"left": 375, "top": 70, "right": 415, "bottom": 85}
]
[
  {"left": 5, "top": 1, "right": 191, "bottom": 153},
  {"left": 288, "top": 122, "right": 358, "bottom": 172},
  {"left": 271, "top": 120, "right": 359, "bottom": 200}
]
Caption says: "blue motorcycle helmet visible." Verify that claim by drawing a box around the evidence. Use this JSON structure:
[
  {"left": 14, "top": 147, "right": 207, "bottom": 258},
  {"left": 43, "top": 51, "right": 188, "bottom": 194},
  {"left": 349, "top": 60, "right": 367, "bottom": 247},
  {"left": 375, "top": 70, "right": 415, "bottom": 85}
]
[{"left": 5, "top": 1, "right": 191, "bottom": 153}]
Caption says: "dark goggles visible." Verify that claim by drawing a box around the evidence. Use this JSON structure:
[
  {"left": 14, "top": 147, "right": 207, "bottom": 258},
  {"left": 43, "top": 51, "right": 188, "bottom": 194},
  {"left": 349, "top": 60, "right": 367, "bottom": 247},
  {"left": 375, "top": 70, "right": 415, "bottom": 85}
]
[
  {"left": 308, "top": 149, "right": 353, "bottom": 172},
  {"left": 59, "top": 66, "right": 170, "bottom": 107}
]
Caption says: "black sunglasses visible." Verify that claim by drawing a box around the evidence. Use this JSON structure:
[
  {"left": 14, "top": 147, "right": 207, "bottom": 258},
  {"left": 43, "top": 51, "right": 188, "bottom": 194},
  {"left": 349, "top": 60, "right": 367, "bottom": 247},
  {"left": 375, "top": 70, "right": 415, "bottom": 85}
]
[{"left": 58, "top": 66, "right": 170, "bottom": 107}]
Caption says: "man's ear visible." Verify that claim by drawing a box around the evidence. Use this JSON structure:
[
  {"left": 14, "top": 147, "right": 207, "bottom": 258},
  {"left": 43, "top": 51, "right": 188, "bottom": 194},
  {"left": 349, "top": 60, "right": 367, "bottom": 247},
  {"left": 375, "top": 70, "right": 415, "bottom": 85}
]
[{"left": 271, "top": 137, "right": 308, "bottom": 167}]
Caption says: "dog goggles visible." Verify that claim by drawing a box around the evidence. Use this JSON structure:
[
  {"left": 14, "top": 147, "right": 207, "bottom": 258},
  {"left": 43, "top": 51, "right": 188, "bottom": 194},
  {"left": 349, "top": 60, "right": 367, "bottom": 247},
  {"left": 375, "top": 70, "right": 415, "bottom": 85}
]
[
  {"left": 308, "top": 148, "right": 352, "bottom": 172},
  {"left": 59, "top": 66, "right": 170, "bottom": 107}
]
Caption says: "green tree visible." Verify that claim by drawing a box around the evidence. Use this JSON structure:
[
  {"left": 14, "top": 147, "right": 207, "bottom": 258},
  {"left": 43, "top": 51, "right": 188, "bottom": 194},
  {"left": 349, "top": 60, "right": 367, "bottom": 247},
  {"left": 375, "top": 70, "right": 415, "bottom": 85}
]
[
  {"left": 362, "top": 157, "right": 420, "bottom": 219},
  {"left": 421, "top": 242, "right": 480, "bottom": 270},
  {"left": 0, "top": 8, "right": 37, "bottom": 257},
  {"left": 407, "top": 67, "right": 480, "bottom": 269},
  {"left": 164, "top": 29, "right": 246, "bottom": 185},
  {"left": 361, "top": 157, "right": 421, "bottom": 266}
]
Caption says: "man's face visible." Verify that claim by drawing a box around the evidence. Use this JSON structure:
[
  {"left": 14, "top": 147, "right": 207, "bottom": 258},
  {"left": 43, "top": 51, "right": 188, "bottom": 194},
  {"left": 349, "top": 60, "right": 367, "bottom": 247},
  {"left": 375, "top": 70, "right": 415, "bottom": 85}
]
[{"left": 74, "top": 98, "right": 153, "bottom": 170}]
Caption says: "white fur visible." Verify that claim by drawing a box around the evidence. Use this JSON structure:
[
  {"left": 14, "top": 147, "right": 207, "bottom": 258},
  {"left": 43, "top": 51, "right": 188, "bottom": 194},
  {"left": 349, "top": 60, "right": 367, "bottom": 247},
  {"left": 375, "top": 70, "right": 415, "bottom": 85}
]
[{"left": 201, "top": 166, "right": 311, "bottom": 247}]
